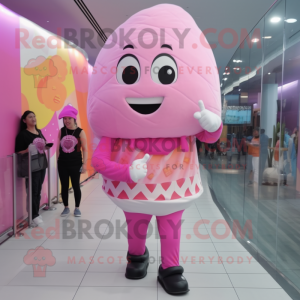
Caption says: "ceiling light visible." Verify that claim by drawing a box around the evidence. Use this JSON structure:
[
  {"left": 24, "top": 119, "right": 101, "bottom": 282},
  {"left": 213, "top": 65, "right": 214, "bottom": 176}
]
[
  {"left": 223, "top": 72, "right": 226, "bottom": 75},
  {"left": 239, "top": 89, "right": 241, "bottom": 91},
  {"left": 220, "top": 83, "right": 223, "bottom": 87},
  {"left": 285, "top": 18, "right": 297, "bottom": 23},
  {"left": 268, "top": 72, "right": 271, "bottom": 75},
  {"left": 47, "top": 21, "right": 49, "bottom": 22},
  {"left": 252, "top": 38, "right": 259, "bottom": 43},
  {"left": 223, "top": 78, "right": 228, "bottom": 81},
  {"left": 270, "top": 17, "right": 281, "bottom": 23},
  {"left": 233, "top": 60, "right": 236, "bottom": 62},
  {"left": 263, "top": 36, "right": 272, "bottom": 39}
]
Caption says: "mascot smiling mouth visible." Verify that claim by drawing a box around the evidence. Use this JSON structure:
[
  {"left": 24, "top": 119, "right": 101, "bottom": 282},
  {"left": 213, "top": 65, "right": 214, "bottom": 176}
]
[{"left": 126, "top": 97, "right": 164, "bottom": 114}]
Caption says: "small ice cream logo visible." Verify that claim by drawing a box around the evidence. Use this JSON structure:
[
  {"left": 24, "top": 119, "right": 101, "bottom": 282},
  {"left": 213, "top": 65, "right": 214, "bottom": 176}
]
[
  {"left": 61, "top": 135, "right": 78, "bottom": 153},
  {"left": 24, "top": 56, "right": 57, "bottom": 88},
  {"left": 32, "top": 138, "right": 46, "bottom": 154},
  {"left": 23, "top": 246, "right": 56, "bottom": 277}
]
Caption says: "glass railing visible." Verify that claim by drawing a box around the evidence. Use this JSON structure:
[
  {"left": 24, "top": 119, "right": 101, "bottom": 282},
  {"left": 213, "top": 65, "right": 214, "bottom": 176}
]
[
  {"left": 0, "top": 150, "right": 60, "bottom": 242},
  {"left": 207, "top": 0, "right": 300, "bottom": 294}
]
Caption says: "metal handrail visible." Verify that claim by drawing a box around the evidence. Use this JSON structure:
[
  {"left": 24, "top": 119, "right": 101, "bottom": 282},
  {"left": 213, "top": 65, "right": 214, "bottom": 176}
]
[
  {"left": 6, "top": 149, "right": 95, "bottom": 239},
  {"left": 51, "top": 160, "right": 60, "bottom": 205},
  {"left": 43, "top": 148, "right": 57, "bottom": 211},
  {"left": 7, "top": 153, "right": 24, "bottom": 237},
  {"left": 27, "top": 151, "right": 35, "bottom": 229},
  {"left": 7, "top": 148, "right": 59, "bottom": 238},
  {"left": 12, "top": 154, "right": 20, "bottom": 236}
]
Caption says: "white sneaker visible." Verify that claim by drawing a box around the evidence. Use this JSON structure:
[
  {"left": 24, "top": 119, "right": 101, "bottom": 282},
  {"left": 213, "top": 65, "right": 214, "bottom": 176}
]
[{"left": 33, "top": 216, "right": 43, "bottom": 225}]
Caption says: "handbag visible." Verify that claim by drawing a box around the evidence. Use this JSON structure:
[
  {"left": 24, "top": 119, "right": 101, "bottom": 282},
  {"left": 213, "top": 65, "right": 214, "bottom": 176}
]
[
  {"left": 17, "top": 152, "right": 48, "bottom": 178},
  {"left": 17, "top": 130, "right": 48, "bottom": 178}
]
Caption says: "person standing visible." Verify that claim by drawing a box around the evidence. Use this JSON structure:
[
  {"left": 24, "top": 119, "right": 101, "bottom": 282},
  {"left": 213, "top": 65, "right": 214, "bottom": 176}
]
[
  {"left": 259, "top": 128, "right": 269, "bottom": 184},
  {"left": 288, "top": 127, "right": 298, "bottom": 177},
  {"left": 57, "top": 105, "right": 88, "bottom": 217},
  {"left": 291, "top": 129, "right": 298, "bottom": 183},
  {"left": 246, "top": 128, "right": 260, "bottom": 191},
  {"left": 227, "top": 133, "right": 239, "bottom": 165},
  {"left": 15, "top": 111, "right": 49, "bottom": 225}
]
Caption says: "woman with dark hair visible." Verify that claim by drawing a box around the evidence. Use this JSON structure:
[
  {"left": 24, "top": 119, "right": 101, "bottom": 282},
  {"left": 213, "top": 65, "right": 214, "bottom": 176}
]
[
  {"left": 57, "top": 104, "right": 88, "bottom": 217},
  {"left": 15, "top": 111, "right": 50, "bottom": 225}
]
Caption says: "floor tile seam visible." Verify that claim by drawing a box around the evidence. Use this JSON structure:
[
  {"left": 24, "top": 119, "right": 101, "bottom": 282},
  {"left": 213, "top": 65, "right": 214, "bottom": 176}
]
[
  {"left": 78, "top": 180, "right": 102, "bottom": 204},
  {"left": 82, "top": 203, "right": 119, "bottom": 275},
  {"left": 72, "top": 179, "right": 115, "bottom": 300},
  {"left": 196, "top": 184, "right": 240, "bottom": 295}
]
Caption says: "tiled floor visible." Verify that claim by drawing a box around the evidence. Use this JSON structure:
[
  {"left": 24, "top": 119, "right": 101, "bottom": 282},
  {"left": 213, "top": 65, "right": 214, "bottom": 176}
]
[{"left": 0, "top": 173, "right": 292, "bottom": 300}]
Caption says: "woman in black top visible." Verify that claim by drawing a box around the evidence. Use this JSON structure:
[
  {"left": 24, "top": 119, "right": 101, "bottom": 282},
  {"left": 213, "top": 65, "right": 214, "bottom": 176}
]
[
  {"left": 15, "top": 111, "right": 50, "bottom": 226},
  {"left": 57, "top": 104, "right": 88, "bottom": 217}
]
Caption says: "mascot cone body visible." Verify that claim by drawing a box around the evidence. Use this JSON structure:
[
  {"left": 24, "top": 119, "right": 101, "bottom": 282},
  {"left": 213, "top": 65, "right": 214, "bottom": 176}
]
[{"left": 88, "top": 4, "right": 222, "bottom": 295}]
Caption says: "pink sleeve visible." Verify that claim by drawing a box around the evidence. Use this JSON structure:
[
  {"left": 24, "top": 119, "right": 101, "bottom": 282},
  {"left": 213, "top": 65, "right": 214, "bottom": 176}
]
[
  {"left": 91, "top": 136, "right": 134, "bottom": 183},
  {"left": 195, "top": 123, "right": 223, "bottom": 143}
]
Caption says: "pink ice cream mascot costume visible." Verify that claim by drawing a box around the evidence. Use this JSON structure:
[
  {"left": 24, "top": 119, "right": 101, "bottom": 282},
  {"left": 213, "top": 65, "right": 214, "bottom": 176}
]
[{"left": 88, "top": 4, "right": 222, "bottom": 295}]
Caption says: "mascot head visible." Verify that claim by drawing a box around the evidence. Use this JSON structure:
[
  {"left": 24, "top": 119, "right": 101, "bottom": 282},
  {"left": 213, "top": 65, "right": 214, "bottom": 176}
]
[{"left": 87, "top": 4, "right": 221, "bottom": 139}]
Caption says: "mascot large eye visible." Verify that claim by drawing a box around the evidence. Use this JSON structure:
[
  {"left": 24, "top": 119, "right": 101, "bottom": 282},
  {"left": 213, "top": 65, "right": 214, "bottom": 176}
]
[
  {"left": 117, "top": 54, "right": 140, "bottom": 85},
  {"left": 151, "top": 54, "right": 177, "bottom": 84}
]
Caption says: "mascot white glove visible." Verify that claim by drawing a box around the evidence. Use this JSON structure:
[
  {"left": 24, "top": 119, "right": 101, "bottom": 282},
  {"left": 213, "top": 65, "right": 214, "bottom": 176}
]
[
  {"left": 193, "top": 100, "right": 221, "bottom": 133},
  {"left": 129, "top": 154, "right": 150, "bottom": 183}
]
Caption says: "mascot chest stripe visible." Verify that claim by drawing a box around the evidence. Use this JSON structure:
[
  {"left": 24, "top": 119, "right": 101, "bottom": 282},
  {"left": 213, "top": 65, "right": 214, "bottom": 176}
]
[{"left": 103, "top": 137, "right": 202, "bottom": 201}]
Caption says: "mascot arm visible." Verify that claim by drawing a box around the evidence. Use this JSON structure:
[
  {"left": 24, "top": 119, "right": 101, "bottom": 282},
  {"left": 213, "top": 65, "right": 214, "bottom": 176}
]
[
  {"left": 92, "top": 136, "right": 134, "bottom": 183},
  {"left": 195, "top": 122, "right": 223, "bottom": 143},
  {"left": 194, "top": 100, "right": 223, "bottom": 143}
]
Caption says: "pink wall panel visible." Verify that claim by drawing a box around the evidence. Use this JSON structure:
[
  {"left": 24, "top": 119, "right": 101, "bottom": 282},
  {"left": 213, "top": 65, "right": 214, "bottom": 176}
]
[{"left": 0, "top": 4, "right": 21, "bottom": 235}]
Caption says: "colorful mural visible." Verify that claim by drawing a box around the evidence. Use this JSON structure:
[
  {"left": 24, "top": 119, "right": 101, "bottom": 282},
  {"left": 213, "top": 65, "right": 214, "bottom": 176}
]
[{"left": 0, "top": 3, "right": 96, "bottom": 236}]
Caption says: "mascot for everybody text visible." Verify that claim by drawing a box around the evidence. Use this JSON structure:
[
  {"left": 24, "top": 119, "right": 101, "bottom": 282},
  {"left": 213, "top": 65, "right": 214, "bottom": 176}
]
[{"left": 87, "top": 4, "right": 222, "bottom": 295}]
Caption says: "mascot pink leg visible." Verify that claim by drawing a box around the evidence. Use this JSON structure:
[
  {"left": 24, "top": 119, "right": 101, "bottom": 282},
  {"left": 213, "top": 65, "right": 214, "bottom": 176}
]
[
  {"left": 156, "top": 211, "right": 184, "bottom": 269},
  {"left": 124, "top": 210, "right": 183, "bottom": 268},
  {"left": 88, "top": 4, "right": 222, "bottom": 295}
]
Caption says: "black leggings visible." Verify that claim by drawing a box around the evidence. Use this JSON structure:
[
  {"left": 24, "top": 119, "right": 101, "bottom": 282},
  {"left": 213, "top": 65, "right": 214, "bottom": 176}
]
[{"left": 58, "top": 163, "right": 82, "bottom": 207}]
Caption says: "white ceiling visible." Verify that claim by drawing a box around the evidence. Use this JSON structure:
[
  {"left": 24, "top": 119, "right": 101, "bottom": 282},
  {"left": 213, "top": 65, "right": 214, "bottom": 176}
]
[{"left": 1, "top": 0, "right": 276, "bottom": 76}]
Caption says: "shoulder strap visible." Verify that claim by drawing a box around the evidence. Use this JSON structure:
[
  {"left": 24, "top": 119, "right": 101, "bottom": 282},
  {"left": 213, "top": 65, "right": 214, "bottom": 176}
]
[{"left": 38, "top": 129, "right": 45, "bottom": 140}]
